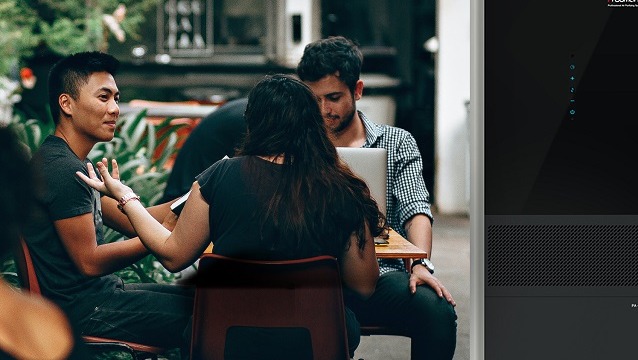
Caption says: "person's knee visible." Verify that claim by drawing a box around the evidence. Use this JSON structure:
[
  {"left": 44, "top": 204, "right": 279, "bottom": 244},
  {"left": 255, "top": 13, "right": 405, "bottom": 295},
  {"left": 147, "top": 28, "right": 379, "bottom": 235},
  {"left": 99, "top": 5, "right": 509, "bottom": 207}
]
[{"left": 411, "top": 286, "right": 458, "bottom": 329}]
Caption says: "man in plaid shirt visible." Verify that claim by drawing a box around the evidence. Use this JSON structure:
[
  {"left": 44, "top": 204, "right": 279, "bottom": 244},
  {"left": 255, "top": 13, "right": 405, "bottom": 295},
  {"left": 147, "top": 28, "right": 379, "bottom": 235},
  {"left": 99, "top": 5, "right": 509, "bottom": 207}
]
[{"left": 298, "top": 36, "right": 457, "bottom": 360}]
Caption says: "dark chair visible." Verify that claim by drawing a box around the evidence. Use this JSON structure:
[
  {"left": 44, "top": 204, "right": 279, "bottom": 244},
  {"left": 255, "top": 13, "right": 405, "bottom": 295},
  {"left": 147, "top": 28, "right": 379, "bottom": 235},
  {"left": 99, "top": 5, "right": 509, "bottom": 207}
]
[
  {"left": 191, "top": 253, "right": 351, "bottom": 360},
  {"left": 15, "top": 239, "right": 168, "bottom": 360}
]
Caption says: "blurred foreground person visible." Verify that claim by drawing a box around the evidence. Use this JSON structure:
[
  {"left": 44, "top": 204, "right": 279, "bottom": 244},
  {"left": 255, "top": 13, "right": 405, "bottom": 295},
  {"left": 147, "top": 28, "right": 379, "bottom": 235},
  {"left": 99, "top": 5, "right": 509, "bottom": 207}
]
[{"left": 0, "top": 128, "right": 87, "bottom": 360}]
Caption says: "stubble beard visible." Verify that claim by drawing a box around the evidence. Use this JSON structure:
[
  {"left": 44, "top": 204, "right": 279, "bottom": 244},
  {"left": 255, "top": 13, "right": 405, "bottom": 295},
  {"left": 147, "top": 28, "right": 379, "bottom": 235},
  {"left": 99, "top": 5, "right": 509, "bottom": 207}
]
[{"left": 329, "top": 107, "right": 357, "bottom": 136}]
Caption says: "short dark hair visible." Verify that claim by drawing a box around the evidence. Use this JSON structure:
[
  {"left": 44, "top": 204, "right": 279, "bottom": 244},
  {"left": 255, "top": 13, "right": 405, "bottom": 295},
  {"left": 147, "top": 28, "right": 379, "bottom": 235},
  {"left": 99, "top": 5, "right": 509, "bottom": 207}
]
[
  {"left": 48, "top": 51, "right": 119, "bottom": 124},
  {"left": 296, "top": 36, "right": 363, "bottom": 93}
]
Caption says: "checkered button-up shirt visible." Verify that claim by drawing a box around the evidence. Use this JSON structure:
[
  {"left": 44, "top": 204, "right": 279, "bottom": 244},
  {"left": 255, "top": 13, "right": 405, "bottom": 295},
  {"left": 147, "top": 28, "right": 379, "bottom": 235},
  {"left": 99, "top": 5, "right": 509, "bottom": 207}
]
[{"left": 359, "top": 111, "right": 434, "bottom": 274}]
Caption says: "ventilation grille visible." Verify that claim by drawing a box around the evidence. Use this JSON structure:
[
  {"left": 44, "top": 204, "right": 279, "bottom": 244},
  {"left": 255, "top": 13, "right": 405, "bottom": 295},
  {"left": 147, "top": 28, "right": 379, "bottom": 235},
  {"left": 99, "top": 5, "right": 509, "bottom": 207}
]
[{"left": 487, "top": 225, "right": 638, "bottom": 286}]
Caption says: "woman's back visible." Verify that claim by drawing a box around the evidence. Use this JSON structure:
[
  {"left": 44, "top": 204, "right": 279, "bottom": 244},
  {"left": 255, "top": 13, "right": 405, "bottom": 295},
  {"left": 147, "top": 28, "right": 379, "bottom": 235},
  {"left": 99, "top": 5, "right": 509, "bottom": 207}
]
[{"left": 199, "top": 155, "right": 346, "bottom": 260}]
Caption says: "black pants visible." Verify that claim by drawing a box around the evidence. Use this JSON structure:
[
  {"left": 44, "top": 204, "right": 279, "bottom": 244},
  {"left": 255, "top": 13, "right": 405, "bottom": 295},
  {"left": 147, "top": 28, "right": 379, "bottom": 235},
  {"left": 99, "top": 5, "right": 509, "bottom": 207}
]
[
  {"left": 78, "top": 281, "right": 194, "bottom": 356},
  {"left": 345, "top": 271, "right": 457, "bottom": 360}
]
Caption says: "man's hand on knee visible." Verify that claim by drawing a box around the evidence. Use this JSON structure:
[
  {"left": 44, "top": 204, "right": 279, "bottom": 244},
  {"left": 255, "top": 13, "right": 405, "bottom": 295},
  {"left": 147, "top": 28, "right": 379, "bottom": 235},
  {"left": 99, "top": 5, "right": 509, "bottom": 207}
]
[{"left": 409, "top": 266, "right": 456, "bottom": 306}]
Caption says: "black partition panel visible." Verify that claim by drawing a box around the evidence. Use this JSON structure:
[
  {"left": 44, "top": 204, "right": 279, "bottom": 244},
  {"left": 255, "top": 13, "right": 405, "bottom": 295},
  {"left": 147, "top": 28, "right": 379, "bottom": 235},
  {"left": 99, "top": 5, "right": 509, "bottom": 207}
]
[
  {"left": 486, "top": 1, "right": 638, "bottom": 215},
  {"left": 484, "top": 1, "right": 638, "bottom": 358}
]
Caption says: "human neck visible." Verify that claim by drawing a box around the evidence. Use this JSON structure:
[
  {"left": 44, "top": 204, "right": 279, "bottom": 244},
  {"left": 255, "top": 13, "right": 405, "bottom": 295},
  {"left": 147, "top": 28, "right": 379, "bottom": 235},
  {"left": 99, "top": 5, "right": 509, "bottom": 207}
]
[
  {"left": 258, "top": 154, "right": 285, "bottom": 164},
  {"left": 54, "top": 124, "right": 94, "bottom": 159},
  {"left": 330, "top": 112, "right": 366, "bottom": 148}
]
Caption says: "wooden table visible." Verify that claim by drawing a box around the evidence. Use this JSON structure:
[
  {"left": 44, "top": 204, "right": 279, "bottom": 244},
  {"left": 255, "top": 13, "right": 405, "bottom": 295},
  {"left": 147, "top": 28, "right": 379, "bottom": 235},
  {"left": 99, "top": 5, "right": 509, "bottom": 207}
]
[
  {"left": 374, "top": 229, "right": 427, "bottom": 259},
  {"left": 204, "top": 229, "right": 426, "bottom": 260}
]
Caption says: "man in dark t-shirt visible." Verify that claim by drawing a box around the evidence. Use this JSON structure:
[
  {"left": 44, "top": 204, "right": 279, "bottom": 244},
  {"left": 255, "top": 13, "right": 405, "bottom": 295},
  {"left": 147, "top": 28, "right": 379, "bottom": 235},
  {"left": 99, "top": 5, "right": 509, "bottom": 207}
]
[
  {"left": 28, "top": 136, "right": 120, "bottom": 316},
  {"left": 161, "top": 97, "right": 248, "bottom": 202},
  {"left": 23, "top": 51, "right": 193, "bottom": 354}
]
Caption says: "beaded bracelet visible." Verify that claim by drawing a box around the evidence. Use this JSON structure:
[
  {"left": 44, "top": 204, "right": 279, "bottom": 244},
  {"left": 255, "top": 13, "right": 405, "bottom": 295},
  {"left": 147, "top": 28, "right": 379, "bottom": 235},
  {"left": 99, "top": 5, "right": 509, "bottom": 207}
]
[{"left": 117, "top": 192, "right": 141, "bottom": 214}]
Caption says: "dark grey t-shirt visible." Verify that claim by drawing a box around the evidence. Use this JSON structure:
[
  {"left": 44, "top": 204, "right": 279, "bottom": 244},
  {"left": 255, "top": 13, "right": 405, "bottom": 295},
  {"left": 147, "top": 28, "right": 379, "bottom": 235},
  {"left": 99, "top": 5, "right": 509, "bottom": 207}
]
[{"left": 24, "top": 135, "right": 119, "bottom": 319}]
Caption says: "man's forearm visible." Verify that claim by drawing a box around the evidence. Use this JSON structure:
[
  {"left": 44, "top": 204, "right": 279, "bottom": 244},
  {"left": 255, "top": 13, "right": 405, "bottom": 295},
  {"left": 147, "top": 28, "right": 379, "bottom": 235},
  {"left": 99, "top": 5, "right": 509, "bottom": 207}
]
[
  {"left": 102, "top": 197, "right": 176, "bottom": 237},
  {"left": 404, "top": 214, "right": 433, "bottom": 258}
]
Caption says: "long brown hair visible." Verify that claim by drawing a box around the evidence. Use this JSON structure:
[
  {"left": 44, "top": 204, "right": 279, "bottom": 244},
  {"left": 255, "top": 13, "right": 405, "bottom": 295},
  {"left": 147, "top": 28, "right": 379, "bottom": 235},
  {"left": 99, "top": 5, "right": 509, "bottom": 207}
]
[{"left": 239, "top": 74, "right": 386, "bottom": 256}]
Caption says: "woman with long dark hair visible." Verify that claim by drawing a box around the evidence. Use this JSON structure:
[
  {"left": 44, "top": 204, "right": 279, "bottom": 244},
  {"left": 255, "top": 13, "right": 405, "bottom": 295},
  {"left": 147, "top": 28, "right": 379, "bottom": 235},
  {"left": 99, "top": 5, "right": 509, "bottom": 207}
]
[{"left": 78, "top": 74, "right": 386, "bottom": 353}]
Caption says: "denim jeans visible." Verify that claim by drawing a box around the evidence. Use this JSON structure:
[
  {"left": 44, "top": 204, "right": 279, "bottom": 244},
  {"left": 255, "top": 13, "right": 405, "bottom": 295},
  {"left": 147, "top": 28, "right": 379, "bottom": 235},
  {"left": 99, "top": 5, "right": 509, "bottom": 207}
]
[
  {"left": 79, "top": 281, "right": 194, "bottom": 355},
  {"left": 345, "top": 270, "right": 458, "bottom": 360}
]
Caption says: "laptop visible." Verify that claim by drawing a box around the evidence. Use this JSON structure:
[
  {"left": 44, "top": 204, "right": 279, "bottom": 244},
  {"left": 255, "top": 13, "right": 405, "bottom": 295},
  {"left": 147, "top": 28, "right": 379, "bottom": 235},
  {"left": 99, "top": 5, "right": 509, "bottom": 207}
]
[{"left": 336, "top": 147, "right": 387, "bottom": 217}]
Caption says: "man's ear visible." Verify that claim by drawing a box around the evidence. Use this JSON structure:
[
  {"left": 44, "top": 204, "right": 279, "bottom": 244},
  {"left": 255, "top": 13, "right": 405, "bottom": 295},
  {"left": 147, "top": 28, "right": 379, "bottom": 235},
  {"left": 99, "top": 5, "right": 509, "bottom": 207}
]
[
  {"left": 59, "top": 94, "right": 72, "bottom": 117},
  {"left": 354, "top": 80, "right": 364, "bottom": 101}
]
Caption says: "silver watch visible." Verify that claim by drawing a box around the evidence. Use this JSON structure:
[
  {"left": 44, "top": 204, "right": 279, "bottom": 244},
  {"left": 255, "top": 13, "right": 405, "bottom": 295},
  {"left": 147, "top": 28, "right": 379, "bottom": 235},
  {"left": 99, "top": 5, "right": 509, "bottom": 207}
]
[{"left": 411, "top": 258, "right": 435, "bottom": 274}]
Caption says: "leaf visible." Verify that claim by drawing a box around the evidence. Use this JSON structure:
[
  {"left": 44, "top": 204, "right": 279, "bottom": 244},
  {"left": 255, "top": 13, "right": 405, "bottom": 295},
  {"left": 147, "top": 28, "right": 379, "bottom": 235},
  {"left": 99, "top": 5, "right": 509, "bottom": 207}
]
[
  {"left": 126, "top": 171, "right": 164, "bottom": 187},
  {"left": 144, "top": 122, "right": 157, "bottom": 162},
  {"left": 117, "top": 157, "right": 148, "bottom": 175},
  {"left": 155, "top": 122, "right": 187, "bottom": 144},
  {"left": 148, "top": 190, "right": 166, "bottom": 206},
  {"left": 25, "top": 120, "right": 42, "bottom": 149},
  {"left": 128, "top": 262, "right": 156, "bottom": 283},
  {"left": 128, "top": 115, "right": 151, "bottom": 153},
  {"left": 120, "top": 109, "right": 147, "bottom": 139},
  {"left": 155, "top": 132, "right": 179, "bottom": 168}
]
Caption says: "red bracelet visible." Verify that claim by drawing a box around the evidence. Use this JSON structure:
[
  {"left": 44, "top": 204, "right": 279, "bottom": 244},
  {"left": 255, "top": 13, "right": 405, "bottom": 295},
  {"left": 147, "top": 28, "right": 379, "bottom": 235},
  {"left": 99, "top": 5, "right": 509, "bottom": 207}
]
[{"left": 117, "top": 192, "right": 140, "bottom": 214}]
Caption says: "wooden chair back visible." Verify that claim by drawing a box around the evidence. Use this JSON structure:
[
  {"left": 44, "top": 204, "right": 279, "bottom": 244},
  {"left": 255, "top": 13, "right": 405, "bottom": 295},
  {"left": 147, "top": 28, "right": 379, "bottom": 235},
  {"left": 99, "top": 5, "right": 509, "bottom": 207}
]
[{"left": 191, "top": 254, "right": 350, "bottom": 360}]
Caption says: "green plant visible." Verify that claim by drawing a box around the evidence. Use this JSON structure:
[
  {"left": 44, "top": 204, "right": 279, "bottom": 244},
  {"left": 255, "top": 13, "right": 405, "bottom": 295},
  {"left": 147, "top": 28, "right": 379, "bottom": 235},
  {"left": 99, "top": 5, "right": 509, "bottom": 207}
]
[
  {"left": 6, "top": 108, "right": 55, "bottom": 156},
  {"left": 0, "top": 0, "right": 159, "bottom": 78},
  {"left": 37, "top": 0, "right": 160, "bottom": 55},
  {"left": 0, "top": 0, "right": 39, "bottom": 76},
  {"left": 89, "top": 110, "right": 188, "bottom": 284},
  {"left": 1, "top": 0, "right": 161, "bottom": 130},
  {"left": 0, "top": 256, "right": 19, "bottom": 288}
]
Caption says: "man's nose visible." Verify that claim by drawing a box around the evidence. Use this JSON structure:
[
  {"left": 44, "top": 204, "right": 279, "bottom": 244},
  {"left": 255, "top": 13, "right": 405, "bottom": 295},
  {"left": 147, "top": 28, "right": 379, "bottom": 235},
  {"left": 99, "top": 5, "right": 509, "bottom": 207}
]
[
  {"left": 319, "top": 99, "right": 330, "bottom": 115},
  {"left": 108, "top": 101, "right": 120, "bottom": 116}
]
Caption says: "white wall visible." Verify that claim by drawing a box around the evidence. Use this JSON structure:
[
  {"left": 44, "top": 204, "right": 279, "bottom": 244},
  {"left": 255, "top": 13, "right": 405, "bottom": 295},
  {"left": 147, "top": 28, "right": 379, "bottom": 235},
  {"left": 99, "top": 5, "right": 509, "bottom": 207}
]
[
  {"left": 282, "top": 0, "right": 321, "bottom": 67},
  {"left": 435, "top": 0, "right": 471, "bottom": 214}
]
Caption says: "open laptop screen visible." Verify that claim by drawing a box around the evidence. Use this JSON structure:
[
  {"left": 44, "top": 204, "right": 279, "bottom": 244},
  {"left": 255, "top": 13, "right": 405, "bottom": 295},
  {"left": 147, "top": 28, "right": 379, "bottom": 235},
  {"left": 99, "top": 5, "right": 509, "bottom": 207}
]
[{"left": 336, "top": 147, "right": 388, "bottom": 216}]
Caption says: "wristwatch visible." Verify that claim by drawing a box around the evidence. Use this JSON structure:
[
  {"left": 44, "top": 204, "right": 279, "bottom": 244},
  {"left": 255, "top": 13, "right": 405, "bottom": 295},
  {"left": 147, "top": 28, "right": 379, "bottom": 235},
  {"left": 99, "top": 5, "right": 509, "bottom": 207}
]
[{"left": 411, "top": 258, "right": 435, "bottom": 274}]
